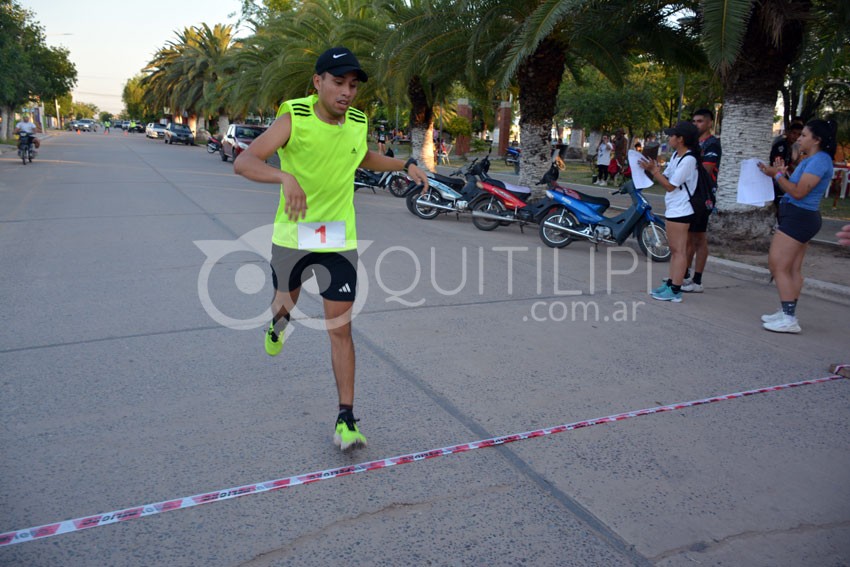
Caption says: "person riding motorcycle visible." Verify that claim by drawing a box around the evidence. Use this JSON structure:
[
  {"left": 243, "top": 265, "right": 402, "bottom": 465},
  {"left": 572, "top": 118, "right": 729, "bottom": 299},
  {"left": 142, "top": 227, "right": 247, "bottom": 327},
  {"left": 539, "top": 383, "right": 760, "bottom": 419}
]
[{"left": 14, "top": 114, "right": 41, "bottom": 149}]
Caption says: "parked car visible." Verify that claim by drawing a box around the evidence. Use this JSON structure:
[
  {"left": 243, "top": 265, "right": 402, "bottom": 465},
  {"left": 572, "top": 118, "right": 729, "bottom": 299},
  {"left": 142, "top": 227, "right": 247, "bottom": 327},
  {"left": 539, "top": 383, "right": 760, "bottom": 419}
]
[
  {"left": 164, "top": 123, "right": 195, "bottom": 145},
  {"left": 118, "top": 120, "right": 130, "bottom": 130},
  {"left": 76, "top": 119, "right": 96, "bottom": 132},
  {"left": 145, "top": 122, "right": 167, "bottom": 138},
  {"left": 220, "top": 124, "right": 266, "bottom": 162},
  {"left": 66, "top": 120, "right": 80, "bottom": 131}
]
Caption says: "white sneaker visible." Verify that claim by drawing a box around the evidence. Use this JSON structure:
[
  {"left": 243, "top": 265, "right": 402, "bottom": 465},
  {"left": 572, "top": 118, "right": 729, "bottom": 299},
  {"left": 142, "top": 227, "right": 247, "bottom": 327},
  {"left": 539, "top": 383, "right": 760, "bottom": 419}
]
[
  {"left": 763, "top": 314, "right": 801, "bottom": 334},
  {"left": 681, "top": 282, "right": 703, "bottom": 293},
  {"left": 761, "top": 310, "right": 784, "bottom": 323},
  {"left": 682, "top": 277, "right": 693, "bottom": 286}
]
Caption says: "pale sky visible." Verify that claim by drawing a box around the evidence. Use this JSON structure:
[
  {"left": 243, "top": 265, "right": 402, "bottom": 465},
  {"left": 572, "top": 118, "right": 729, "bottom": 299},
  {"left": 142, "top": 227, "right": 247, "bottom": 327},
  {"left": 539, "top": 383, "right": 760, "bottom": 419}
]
[{"left": 22, "top": 0, "right": 242, "bottom": 114}]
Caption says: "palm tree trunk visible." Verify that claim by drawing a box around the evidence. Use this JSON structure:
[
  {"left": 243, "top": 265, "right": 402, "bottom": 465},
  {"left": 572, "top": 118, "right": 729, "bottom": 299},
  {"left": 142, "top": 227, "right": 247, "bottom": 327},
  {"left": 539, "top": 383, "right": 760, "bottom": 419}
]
[
  {"left": 516, "top": 39, "right": 567, "bottom": 197},
  {"left": 408, "top": 75, "right": 436, "bottom": 171},
  {"left": 711, "top": 0, "right": 809, "bottom": 246}
]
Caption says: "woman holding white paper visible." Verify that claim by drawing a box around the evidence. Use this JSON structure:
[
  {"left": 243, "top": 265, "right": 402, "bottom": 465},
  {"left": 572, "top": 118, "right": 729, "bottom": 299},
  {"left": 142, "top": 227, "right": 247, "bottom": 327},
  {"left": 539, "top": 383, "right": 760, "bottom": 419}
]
[
  {"left": 639, "top": 120, "right": 701, "bottom": 303},
  {"left": 758, "top": 119, "right": 836, "bottom": 333}
]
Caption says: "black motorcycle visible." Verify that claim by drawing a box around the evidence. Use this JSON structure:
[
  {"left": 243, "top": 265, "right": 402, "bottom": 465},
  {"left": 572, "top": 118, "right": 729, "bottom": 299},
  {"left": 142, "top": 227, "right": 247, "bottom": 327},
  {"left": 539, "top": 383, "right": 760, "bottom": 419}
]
[
  {"left": 354, "top": 168, "right": 408, "bottom": 196},
  {"left": 207, "top": 135, "right": 222, "bottom": 154},
  {"left": 17, "top": 133, "right": 35, "bottom": 164}
]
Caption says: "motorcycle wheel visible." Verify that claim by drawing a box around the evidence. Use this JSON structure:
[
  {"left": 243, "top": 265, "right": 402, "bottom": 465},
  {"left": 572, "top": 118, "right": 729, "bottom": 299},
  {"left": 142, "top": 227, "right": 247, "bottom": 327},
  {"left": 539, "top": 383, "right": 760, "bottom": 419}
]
[
  {"left": 411, "top": 191, "right": 442, "bottom": 220},
  {"left": 207, "top": 144, "right": 216, "bottom": 154},
  {"left": 388, "top": 175, "right": 409, "bottom": 198},
  {"left": 636, "top": 220, "right": 671, "bottom": 262},
  {"left": 471, "top": 197, "right": 505, "bottom": 231},
  {"left": 21, "top": 148, "right": 27, "bottom": 165},
  {"left": 539, "top": 207, "right": 578, "bottom": 248}
]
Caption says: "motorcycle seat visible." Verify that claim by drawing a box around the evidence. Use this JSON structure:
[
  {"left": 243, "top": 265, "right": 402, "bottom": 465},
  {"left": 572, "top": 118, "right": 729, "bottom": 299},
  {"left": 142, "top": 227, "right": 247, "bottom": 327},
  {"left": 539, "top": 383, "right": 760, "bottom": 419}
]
[
  {"left": 555, "top": 187, "right": 610, "bottom": 212},
  {"left": 429, "top": 172, "right": 464, "bottom": 187}
]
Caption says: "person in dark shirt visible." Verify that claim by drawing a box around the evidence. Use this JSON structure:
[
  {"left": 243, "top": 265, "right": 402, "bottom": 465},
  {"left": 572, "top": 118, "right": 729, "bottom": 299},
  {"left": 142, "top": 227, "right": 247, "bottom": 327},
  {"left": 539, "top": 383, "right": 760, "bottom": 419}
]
[
  {"left": 770, "top": 121, "right": 804, "bottom": 219},
  {"left": 681, "top": 108, "right": 721, "bottom": 293}
]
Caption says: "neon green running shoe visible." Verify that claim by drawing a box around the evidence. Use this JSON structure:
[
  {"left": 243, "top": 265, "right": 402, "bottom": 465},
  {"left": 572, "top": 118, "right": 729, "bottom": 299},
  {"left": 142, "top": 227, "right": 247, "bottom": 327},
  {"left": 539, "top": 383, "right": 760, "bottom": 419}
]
[
  {"left": 333, "top": 414, "right": 367, "bottom": 451},
  {"left": 264, "top": 322, "right": 284, "bottom": 356}
]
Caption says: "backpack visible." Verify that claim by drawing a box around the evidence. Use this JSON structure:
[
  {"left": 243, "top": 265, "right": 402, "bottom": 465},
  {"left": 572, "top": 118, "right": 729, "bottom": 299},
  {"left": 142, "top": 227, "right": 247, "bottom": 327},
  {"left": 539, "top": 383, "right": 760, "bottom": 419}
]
[{"left": 682, "top": 151, "right": 716, "bottom": 215}]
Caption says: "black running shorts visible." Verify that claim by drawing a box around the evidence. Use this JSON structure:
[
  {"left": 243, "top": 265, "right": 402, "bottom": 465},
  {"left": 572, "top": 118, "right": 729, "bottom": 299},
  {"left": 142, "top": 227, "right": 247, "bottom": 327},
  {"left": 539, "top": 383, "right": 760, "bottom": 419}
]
[
  {"left": 688, "top": 211, "right": 710, "bottom": 233},
  {"left": 270, "top": 245, "right": 358, "bottom": 302},
  {"left": 777, "top": 201, "right": 822, "bottom": 244}
]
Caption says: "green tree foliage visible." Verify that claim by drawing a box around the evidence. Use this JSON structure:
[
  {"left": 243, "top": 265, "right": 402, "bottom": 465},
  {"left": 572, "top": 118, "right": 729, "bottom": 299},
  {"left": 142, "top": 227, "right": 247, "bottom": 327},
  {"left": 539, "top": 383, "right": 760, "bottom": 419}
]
[
  {"left": 123, "top": 75, "right": 156, "bottom": 121},
  {"left": 0, "top": 1, "right": 77, "bottom": 137}
]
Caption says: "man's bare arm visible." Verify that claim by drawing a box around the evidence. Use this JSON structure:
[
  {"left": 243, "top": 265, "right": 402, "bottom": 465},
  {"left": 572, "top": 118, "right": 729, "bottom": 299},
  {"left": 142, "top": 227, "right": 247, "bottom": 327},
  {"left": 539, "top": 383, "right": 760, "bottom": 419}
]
[{"left": 234, "top": 114, "right": 307, "bottom": 221}]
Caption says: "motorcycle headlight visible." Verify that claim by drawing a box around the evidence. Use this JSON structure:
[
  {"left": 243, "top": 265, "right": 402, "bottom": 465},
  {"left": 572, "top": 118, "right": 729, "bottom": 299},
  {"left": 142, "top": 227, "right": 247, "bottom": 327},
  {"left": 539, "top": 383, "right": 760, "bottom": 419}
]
[{"left": 545, "top": 190, "right": 554, "bottom": 199}]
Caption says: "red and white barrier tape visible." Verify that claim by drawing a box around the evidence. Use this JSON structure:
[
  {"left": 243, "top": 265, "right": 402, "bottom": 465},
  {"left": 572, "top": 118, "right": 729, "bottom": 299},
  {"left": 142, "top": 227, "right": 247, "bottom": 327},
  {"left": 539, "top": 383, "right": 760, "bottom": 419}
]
[{"left": 2, "top": 368, "right": 846, "bottom": 547}]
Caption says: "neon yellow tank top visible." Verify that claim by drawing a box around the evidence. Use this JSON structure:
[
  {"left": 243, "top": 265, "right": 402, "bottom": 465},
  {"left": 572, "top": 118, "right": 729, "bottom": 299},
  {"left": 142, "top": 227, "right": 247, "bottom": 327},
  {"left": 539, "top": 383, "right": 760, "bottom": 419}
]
[{"left": 273, "top": 94, "right": 368, "bottom": 251}]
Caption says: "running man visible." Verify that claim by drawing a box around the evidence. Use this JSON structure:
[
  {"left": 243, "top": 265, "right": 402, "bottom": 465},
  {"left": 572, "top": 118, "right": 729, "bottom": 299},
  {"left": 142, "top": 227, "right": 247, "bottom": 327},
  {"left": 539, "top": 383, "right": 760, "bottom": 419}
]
[{"left": 234, "top": 47, "right": 428, "bottom": 451}]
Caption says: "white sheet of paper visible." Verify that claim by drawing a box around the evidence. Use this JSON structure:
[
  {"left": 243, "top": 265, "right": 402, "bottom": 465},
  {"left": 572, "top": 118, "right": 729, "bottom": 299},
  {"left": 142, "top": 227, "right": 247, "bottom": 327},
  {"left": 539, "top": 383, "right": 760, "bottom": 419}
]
[
  {"left": 628, "top": 150, "right": 654, "bottom": 189},
  {"left": 737, "top": 158, "right": 775, "bottom": 206}
]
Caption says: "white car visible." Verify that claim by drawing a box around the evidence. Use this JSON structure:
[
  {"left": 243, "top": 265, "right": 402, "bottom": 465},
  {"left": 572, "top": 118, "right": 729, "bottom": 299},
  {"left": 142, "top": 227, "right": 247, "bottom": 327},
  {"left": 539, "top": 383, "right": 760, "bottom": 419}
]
[{"left": 145, "top": 122, "right": 167, "bottom": 139}]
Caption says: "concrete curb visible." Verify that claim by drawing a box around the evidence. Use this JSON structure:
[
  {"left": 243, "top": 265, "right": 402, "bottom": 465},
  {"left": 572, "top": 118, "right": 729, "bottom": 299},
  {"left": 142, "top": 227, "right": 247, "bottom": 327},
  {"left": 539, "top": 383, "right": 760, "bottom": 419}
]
[{"left": 707, "top": 255, "right": 850, "bottom": 306}]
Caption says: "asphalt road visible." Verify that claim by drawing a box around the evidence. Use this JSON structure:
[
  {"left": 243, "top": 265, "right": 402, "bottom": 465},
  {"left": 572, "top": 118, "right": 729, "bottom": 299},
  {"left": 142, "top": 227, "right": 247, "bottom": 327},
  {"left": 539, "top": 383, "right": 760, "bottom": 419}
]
[{"left": 1, "top": 131, "right": 849, "bottom": 566}]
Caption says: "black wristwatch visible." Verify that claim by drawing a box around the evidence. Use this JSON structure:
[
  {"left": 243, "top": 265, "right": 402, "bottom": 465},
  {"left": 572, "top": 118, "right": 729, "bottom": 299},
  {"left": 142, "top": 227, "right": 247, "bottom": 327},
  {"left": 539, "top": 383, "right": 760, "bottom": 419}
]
[{"left": 404, "top": 158, "right": 417, "bottom": 172}]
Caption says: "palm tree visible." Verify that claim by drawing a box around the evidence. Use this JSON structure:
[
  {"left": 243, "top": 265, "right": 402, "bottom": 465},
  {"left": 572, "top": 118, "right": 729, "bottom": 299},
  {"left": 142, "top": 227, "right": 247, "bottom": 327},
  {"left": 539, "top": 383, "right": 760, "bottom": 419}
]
[
  {"left": 696, "top": 0, "right": 812, "bottom": 238},
  {"left": 375, "top": 0, "right": 474, "bottom": 171},
  {"left": 223, "top": 0, "right": 389, "bottom": 116},
  {"left": 467, "top": 0, "right": 703, "bottom": 194},
  {"left": 141, "top": 24, "right": 236, "bottom": 134}
]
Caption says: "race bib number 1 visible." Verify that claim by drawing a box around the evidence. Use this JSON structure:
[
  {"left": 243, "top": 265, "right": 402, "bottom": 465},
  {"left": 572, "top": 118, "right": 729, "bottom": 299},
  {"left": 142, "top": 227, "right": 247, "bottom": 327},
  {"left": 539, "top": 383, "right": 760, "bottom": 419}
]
[{"left": 297, "top": 221, "right": 346, "bottom": 250}]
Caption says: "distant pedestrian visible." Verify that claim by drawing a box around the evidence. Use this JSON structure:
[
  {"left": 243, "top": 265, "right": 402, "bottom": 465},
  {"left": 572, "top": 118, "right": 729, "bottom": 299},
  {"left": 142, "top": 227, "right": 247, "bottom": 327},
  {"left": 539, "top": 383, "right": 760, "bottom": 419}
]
[
  {"left": 595, "top": 135, "right": 613, "bottom": 185},
  {"left": 611, "top": 128, "right": 628, "bottom": 184},
  {"left": 643, "top": 132, "right": 660, "bottom": 160},
  {"left": 639, "top": 120, "right": 701, "bottom": 303},
  {"left": 758, "top": 119, "right": 837, "bottom": 333},
  {"left": 104, "top": 120, "right": 111, "bottom": 134}
]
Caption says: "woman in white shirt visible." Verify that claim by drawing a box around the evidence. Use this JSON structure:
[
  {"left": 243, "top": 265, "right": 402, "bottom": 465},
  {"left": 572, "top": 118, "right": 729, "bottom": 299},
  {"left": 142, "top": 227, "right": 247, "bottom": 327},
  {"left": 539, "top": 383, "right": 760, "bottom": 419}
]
[
  {"left": 639, "top": 120, "right": 700, "bottom": 302},
  {"left": 595, "top": 135, "right": 613, "bottom": 185}
]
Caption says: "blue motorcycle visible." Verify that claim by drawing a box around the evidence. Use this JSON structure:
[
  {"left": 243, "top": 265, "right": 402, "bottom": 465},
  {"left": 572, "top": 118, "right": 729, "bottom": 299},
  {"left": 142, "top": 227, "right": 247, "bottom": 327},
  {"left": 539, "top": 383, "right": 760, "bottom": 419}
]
[
  {"left": 539, "top": 179, "right": 670, "bottom": 262},
  {"left": 505, "top": 146, "right": 520, "bottom": 174}
]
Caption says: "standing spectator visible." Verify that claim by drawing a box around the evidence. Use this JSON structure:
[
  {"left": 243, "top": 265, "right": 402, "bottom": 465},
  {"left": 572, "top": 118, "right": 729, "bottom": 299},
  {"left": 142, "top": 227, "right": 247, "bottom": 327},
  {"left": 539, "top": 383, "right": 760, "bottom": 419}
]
[
  {"left": 769, "top": 121, "right": 804, "bottom": 219},
  {"left": 639, "top": 121, "right": 701, "bottom": 303},
  {"left": 611, "top": 128, "right": 628, "bottom": 184},
  {"left": 681, "top": 108, "right": 721, "bottom": 293},
  {"left": 376, "top": 124, "right": 387, "bottom": 155},
  {"left": 595, "top": 134, "right": 613, "bottom": 185},
  {"left": 643, "top": 132, "right": 660, "bottom": 160},
  {"left": 758, "top": 119, "right": 836, "bottom": 333}
]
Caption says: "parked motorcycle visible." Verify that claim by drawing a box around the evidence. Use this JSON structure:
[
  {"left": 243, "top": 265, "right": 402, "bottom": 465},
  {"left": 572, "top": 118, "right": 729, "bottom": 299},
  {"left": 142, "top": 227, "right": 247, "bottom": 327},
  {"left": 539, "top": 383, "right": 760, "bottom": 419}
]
[
  {"left": 470, "top": 164, "right": 571, "bottom": 232},
  {"left": 17, "top": 132, "right": 35, "bottom": 164},
  {"left": 406, "top": 153, "right": 517, "bottom": 220},
  {"left": 538, "top": 179, "right": 670, "bottom": 262},
  {"left": 505, "top": 146, "right": 520, "bottom": 174},
  {"left": 354, "top": 168, "right": 408, "bottom": 195},
  {"left": 207, "top": 135, "right": 221, "bottom": 154}
]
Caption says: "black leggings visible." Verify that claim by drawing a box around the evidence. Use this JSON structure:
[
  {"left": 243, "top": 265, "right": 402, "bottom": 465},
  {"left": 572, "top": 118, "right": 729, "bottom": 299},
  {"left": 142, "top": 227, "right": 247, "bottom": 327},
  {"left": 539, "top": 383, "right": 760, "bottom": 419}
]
[{"left": 597, "top": 165, "right": 609, "bottom": 181}]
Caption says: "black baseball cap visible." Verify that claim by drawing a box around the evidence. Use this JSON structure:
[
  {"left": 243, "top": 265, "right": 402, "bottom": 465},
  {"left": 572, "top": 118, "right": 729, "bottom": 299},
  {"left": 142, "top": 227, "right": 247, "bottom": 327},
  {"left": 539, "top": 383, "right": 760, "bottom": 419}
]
[
  {"left": 664, "top": 120, "right": 699, "bottom": 143},
  {"left": 315, "top": 47, "right": 368, "bottom": 82}
]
